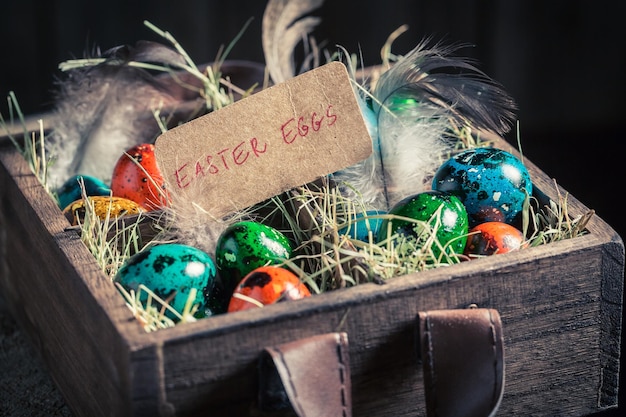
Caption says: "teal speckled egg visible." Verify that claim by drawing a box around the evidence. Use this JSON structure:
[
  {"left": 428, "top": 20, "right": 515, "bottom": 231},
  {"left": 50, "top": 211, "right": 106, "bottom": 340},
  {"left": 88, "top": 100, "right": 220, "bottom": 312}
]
[
  {"left": 57, "top": 174, "right": 111, "bottom": 210},
  {"left": 432, "top": 147, "right": 532, "bottom": 227},
  {"left": 339, "top": 209, "right": 386, "bottom": 242},
  {"left": 114, "top": 244, "right": 223, "bottom": 319},
  {"left": 215, "top": 221, "right": 293, "bottom": 296},
  {"left": 376, "top": 191, "right": 469, "bottom": 259}
]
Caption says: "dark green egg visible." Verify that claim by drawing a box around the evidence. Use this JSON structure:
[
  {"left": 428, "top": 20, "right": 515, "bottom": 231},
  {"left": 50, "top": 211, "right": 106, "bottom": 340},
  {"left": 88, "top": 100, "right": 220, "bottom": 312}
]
[
  {"left": 215, "top": 221, "right": 293, "bottom": 296},
  {"left": 114, "top": 243, "right": 223, "bottom": 319},
  {"left": 376, "top": 191, "right": 469, "bottom": 259}
]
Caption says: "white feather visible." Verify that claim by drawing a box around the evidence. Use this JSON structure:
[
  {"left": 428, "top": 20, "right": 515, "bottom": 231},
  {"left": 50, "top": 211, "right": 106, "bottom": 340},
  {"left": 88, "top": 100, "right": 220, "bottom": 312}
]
[
  {"left": 46, "top": 41, "right": 203, "bottom": 189},
  {"left": 334, "top": 39, "right": 517, "bottom": 212},
  {"left": 155, "top": 194, "right": 229, "bottom": 258}
]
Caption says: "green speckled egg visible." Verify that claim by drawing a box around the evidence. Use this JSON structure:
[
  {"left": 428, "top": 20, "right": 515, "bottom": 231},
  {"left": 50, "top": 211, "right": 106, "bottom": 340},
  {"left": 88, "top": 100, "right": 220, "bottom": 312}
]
[
  {"left": 114, "top": 244, "right": 223, "bottom": 319},
  {"left": 376, "top": 191, "right": 469, "bottom": 259},
  {"left": 215, "top": 221, "right": 293, "bottom": 295}
]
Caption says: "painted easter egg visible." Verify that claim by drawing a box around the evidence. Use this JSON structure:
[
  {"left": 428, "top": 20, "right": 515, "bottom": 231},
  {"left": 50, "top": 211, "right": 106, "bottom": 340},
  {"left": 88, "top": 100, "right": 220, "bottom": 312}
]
[
  {"left": 110, "top": 143, "right": 169, "bottom": 211},
  {"left": 432, "top": 147, "right": 532, "bottom": 227},
  {"left": 227, "top": 266, "right": 311, "bottom": 312},
  {"left": 464, "top": 221, "right": 526, "bottom": 258},
  {"left": 379, "top": 89, "right": 446, "bottom": 131},
  {"left": 63, "top": 196, "right": 145, "bottom": 226},
  {"left": 376, "top": 191, "right": 468, "bottom": 259},
  {"left": 339, "top": 209, "right": 386, "bottom": 242},
  {"left": 385, "top": 92, "right": 422, "bottom": 113},
  {"left": 215, "top": 221, "right": 293, "bottom": 296},
  {"left": 56, "top": 174, "right": 111, "bottom": 210},
  {"left": 115, "top": 243, "right": 224, "bottom": 319}
]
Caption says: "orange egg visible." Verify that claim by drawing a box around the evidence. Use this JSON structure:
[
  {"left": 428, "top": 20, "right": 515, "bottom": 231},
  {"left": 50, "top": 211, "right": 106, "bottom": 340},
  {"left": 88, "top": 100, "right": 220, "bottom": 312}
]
[
  {"left": 464, "top": 221, "right": 526, "bottom": 258},
  {"left": 110, "top": 143, "right": 169, "bottom": 211},
  {"left": 228, "top": 266, "right": 311, "bottom": 312}
]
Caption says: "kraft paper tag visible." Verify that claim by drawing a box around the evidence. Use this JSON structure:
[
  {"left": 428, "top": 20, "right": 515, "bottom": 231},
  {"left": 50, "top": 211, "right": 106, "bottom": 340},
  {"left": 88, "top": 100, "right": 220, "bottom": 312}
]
[{"left": 155, "top": 61, "right": 373, "bottom": 218}]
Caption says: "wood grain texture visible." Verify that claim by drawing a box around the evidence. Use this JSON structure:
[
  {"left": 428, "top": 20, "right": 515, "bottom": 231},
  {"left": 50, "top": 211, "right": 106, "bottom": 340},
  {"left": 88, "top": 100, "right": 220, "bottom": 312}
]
[
  {"left": 0, "top": 133, "right": 623, "bottom": 416},
  {"left": 0, "top": 140, "right": 143, "bottom": 417}
]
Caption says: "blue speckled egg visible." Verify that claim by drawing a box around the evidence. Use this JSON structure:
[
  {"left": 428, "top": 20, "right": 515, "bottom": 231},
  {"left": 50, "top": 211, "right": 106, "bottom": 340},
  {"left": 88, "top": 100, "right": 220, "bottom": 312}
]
[
  {"left": 57, "top": 174, "right": 111, "bottom": 210},
  {"left": 339, "top": 210, "right": 386, "bottom": 242},
  {"left": 215, "top": 221, "right": 293, "bottom": 297},
  {"left": 114, "top": 244, "right": 223, "bottom": 319},
  {"left": 376, "top": 191, "right": 468, "bottom": 259},
  {"left": 432, "top": 147, "right": 532, "bottom": 226}
]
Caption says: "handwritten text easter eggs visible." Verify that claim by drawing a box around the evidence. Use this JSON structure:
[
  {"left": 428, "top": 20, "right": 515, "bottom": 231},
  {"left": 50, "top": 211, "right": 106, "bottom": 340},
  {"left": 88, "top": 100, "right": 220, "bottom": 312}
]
[{"left": 172, "top": 104, "right": 338, "bottom": 189}]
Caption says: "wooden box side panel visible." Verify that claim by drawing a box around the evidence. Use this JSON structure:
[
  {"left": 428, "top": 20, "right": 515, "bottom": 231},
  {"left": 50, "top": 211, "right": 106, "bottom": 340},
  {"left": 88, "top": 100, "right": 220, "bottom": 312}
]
[
  {"left": 0, "top": 143, "right": 142, "bottom": 417},
  {"left": 514, "top": 137, "right": 625, "bottom": 412},
  {"left": 600, "top": 236, "right": 625, "bottom": 408},
  {"left": 144, "top": 237, "right": 615, "bottom": 417}
]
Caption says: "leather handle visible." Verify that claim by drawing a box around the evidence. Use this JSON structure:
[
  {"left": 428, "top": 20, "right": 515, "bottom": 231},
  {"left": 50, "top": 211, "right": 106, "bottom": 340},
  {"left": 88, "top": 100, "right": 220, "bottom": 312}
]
[
  {"left": 417, "top": 307, "right": 505, "bottom": 417},
  {"left": 258, "top": 332, "right": 351, "bottom": 417},
  {"left": 257, "top": 309, "right": 503, "bottom": 416}
]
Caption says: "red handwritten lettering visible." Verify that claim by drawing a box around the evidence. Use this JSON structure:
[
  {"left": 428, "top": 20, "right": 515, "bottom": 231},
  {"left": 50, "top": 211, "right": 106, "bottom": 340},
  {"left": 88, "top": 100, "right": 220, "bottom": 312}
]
[
  {"left": 281, "top": 103, "right": 338, "bottom": 145},
  {"left": 297, "top": 116, "right": 309, "bottom": 137},
  {"left": 175, "top": 163, "right": 190, "bottom": 188},
  {"left": 311, "top": 112, "right": 323, "bottom": 131},
  {"left": 281, "top": 118, "right": 297, "bottom": 144},
  {"left": 195, "top": 161, "right": 205, "bottom": 177},
  {"left": 232, "top": 141, "right": 249, "bottom": 165},
  {"left": 172, "top": 138, "right": 268, "bottom": 189},
  {"left": 326, "top": 104, "right": 337, "bottom": 126},
  {"left": 251, "top": 137, "right": 267, "bottom": 157},
  {"left": 206, "top": 155, "right": 219, "bottom": 174},
  {"left": 217, "top": 148, "right": 230, "bottom": 171}
]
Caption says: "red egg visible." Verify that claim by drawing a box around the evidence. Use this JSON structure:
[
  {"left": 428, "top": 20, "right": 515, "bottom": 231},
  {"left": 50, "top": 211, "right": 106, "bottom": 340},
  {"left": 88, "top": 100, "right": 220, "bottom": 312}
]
[
  {"left": 228, "top": 266, "right": 311, "bottom": 312},
  {"left": 110, "top": 143, "right": 169, "bottom": 210},
  {"left": 464, "top": 221, "right": 526, "bottom": 258}
]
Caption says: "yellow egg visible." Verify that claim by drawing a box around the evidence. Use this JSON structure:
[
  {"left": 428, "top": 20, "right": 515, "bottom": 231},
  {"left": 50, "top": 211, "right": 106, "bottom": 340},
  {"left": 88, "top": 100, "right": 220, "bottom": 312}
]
[{"left": 63, "top": 196, "right": 145, "bottom": 225}]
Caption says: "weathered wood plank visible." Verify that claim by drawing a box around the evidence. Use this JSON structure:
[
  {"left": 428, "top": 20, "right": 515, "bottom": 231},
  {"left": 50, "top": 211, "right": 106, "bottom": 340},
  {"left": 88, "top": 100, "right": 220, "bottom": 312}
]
[{"left": 0, "top": 141, "right": 145, "bottom": 417}]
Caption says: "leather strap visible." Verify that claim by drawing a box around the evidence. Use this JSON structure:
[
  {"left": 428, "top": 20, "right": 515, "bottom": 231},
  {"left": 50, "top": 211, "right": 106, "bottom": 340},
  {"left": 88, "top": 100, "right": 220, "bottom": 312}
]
[
  {"left": 258, "top": 310, "right": 503, "bottom": 416},
  {"left": 259, "top": 332, "right": 351, "bottom": 417},
  {"left": 417, "top": 308, "right": 505, "bottom": 417}
]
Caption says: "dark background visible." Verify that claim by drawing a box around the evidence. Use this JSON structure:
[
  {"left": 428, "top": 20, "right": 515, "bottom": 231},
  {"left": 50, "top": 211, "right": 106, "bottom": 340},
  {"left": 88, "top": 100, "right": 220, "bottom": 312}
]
[{"left": 1, "top": 1, "right": 625, "bottom": 416}]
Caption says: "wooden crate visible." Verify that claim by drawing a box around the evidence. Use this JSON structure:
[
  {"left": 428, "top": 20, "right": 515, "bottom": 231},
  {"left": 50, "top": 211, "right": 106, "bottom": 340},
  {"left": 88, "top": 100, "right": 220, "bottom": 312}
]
[{"left": 0, "top": 132, "right": 623, "bottom": 416}]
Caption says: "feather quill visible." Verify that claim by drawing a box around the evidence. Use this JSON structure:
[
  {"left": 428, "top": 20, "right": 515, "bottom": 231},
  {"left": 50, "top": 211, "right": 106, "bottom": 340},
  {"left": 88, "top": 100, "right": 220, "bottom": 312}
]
[
  {"left": 334, "top": 39, "right": 517, "bottom": 212},
  {"left": 262, "top": 0, "right": 325, "bottom": 84}
]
